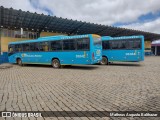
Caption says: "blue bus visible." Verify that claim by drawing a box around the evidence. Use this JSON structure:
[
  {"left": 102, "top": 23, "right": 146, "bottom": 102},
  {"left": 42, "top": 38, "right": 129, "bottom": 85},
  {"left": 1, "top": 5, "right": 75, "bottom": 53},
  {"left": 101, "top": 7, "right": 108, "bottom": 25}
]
[
  {"left": 101, "top": 35, "right": 144, "bottom": 65},
  {"left": 8, "top": 34, "right": 102, "bottom": 68}
]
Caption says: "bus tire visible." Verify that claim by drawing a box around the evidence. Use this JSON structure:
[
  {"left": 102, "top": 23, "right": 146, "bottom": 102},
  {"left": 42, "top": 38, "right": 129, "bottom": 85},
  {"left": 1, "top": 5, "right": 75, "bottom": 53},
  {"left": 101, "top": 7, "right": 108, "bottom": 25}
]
[
  {"left": 100, "top": 57, "right": 108, "bottom": 65},
  {"left": 17, "top": 58, "right": 22, "bottom": 66},
  {"left": 52, "top": 59, "right": 61, "bottom": 68}
]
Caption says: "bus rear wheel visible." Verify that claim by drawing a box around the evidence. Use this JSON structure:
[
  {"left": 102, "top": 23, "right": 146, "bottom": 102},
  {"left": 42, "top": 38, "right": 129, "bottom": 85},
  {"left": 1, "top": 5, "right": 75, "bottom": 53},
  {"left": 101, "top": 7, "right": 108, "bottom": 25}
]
[
  {"left": 100, "top": 57, "right": 108, "bottom": 65},
  {"left": 17, "top": 58, "right": 22, "bottom": 66},
  {"left": 52, "top": 59, "right": 61, "bottom": 68}
]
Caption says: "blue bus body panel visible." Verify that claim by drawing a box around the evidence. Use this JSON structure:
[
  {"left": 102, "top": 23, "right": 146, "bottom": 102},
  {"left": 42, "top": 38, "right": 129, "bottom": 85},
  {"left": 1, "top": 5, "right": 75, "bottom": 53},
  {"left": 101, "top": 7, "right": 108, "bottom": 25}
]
[
  {"left": 0, "top": 52, "right": 9, "bottom": 64},
  {"left": 102, "top": 35, "right": 144, "bottom": 62},
  {"left": 9, "top": 51, "right": 95, "bottom": 65},
  {"left": 103, "top": 50, "right": 144, "bottom": 62}
]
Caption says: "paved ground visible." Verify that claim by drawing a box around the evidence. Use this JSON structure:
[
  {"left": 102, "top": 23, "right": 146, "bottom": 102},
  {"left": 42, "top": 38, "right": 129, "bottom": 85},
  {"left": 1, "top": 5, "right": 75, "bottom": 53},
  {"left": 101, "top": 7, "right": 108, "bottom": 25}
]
[{"left": 0, "top": 56, "right": 160, "bottom": 120}]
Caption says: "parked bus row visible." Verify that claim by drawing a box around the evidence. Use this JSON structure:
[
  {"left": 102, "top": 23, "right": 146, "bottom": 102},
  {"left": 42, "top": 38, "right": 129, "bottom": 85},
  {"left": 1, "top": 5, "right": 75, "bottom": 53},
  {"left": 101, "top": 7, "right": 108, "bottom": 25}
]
[{"left": 8, "top": 34, "right": 144, "bottom": 68}]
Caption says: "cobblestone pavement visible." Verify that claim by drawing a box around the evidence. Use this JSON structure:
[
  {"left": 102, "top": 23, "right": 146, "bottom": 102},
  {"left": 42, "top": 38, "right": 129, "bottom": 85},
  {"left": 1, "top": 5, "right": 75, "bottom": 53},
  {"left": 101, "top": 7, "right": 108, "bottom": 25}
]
[{"left": 0, "top": 57, "right": 160, "bottom": 120}]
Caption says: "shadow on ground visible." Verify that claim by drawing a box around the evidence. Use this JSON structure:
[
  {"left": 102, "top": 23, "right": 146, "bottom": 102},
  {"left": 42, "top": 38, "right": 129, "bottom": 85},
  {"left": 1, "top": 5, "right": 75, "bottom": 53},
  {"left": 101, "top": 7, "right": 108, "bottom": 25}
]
[
  {"left": 63, "top": 65, "right": 99, "bottom": 70},
  {"left": 109, "top": 62, "right": 142, "bottom": 67},
  {"left": 18, "top": 64, "right": 99, "bottom": 70}
]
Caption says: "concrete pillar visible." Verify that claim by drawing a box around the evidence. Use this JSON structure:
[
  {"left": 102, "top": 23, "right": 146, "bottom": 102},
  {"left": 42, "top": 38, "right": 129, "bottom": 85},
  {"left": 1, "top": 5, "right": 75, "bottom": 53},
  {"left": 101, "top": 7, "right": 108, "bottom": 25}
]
[{"left": 0, "top": 28, "right": 1, "bottom": 54}]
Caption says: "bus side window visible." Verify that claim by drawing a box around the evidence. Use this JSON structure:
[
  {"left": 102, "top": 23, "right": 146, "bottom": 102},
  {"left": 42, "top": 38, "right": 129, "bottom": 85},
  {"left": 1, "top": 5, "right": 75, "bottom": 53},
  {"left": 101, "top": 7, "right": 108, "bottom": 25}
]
[
  {"left": 121, "top": 40, "right": 126, "bottom": 49},
  {"left": 102, "top": 41, "right": 110, "bottom": 50},
  {"left": 39, "top": 42, "right": 49, "bottom": 51},
  {"left": 44, "top": 45, "right": 48, "bottom": 51},
  {"left": 133, "top": 39, "right": 141, "bottom": 49},
  {"left": 126, "top": 40, "right": 133, "bottom": 49},
  {"left": 77, "top": 38, "right": 89, "bottom": 50},
  {"left": 15, "top": 44, "right": 22, "bottom": 52},
  {"left": 111, "top": 41, "right": 119, "bottom": 49},
  {"left": 63, "top": 39, "right": 76, "bottom": 50},
  {"left": 30, "top": 43, "right": 39, "bottom": 51},
  {"left": 10, "top": 47, "right": 13, "bottom": 52},
  {"left": 22, "top": 44, "right": 30, "bottom": 51},
  {"left": 8, "top": 45, "right": 15, "bottom": 53},
  {"left": 50, "top": 41, "right": 62, "bottom": 51},
  {"left": 117, "top": 40, "right": 126, "bottom": 49}
]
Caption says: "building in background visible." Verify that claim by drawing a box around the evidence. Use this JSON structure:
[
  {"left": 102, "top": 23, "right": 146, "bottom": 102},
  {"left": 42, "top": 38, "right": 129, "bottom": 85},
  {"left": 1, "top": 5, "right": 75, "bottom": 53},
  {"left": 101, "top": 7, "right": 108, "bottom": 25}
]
[
  {"left": 145, "top": 41, "right": 152, "bottom": 55},
  {"left": 151, "top": 40, "right": 160, "bottom": 56},
  {"left": 0, "top": 27, "right": 66, "bottom": 64},
  {"left": 0, "top": 28, "right": 66, "bottom": 52},
  {"left": 0, "top": 28, "right": 38, "bottom": 52}
]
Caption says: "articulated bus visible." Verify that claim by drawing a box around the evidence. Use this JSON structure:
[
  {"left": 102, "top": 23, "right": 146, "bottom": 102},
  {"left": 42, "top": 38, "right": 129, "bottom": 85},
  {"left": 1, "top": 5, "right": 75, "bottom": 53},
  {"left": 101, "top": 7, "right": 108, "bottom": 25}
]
[
  {"left": 101, "top": 35, "right": 144, "bottom": 65},
  {"left": 8, "top": 34, "right": 102, "bottom": 68}
]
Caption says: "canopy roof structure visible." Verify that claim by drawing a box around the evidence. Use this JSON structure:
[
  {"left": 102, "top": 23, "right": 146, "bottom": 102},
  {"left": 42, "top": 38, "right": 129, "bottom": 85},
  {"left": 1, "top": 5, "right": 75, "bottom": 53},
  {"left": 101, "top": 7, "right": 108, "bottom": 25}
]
[
  {"left": 152, "top": 40, "right": 160, "bottom": 46},
  {"left": 1, "top": 6, "right": 160, "bottom": 41}
]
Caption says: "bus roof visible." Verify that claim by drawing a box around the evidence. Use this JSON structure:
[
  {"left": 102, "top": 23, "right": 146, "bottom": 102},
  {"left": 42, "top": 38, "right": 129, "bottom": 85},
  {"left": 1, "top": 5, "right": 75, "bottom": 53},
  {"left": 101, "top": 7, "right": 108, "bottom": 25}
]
[
  {"left": 102, "top": 35, "right": 144, "bottom": 40},
  {"left": 9, "top": 34, "right": 95, "bottom": 45}
]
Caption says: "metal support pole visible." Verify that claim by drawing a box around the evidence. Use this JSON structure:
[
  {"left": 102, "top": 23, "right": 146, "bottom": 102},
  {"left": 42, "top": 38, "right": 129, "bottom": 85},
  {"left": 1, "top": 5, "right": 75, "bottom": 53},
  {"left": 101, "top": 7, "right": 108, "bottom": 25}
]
[
  {"left": 0, "top": 28, "right": 1, "bottom": 55},
  {"left": 155, "top": 46, "right": 157, "bottom": 56}
]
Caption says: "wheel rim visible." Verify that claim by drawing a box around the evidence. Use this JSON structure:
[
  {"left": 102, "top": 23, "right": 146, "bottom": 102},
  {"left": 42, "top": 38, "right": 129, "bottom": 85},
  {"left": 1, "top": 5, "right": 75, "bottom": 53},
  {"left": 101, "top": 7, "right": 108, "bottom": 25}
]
[
  {"left": 53, "top": 60, "right": 59, "bottom": 68},
  {"left": 101, "top": 58, "right": 107, "bottom": 65},
  {"left": 18, "top": 59, "right": 22, "bottom": 65}
]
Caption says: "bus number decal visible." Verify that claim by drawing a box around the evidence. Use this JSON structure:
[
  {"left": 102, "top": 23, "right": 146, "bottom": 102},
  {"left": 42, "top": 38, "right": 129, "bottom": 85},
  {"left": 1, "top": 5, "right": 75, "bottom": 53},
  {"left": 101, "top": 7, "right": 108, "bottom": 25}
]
[
  {"left": 76, "top": 55, "right": 85, "bottom": 58},
  {"left": 125, "top": 53, "right": 136, "bottom": 56}
]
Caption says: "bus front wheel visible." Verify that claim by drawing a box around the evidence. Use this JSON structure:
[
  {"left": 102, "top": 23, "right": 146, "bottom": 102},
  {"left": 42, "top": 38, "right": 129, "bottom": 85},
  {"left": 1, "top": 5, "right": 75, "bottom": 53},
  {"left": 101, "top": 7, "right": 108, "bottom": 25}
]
[
  {"left": 17, "top": 58, "right": 22, "bottom": 66},
  {"left": 52, "top": 59, "right": 61, "bottom": 68},
  {"left": 100, "top": 57, "right": 108, "bottom": 65}
]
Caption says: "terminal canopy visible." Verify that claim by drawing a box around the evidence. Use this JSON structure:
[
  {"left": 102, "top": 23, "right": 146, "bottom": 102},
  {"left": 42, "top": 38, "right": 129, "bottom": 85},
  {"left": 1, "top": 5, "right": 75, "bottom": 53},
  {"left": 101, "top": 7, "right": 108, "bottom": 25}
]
[{"left": 1, "top": 6, "right": 160, "bottom": 41}]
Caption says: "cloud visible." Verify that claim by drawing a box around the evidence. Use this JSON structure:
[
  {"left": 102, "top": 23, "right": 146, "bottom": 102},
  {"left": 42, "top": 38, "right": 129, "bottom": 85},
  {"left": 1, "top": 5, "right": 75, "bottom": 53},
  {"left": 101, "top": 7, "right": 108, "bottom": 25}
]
[
  {"left": 0, "top": 0, "right": 49, "bottom": 14},
  {"left": 0, "top": 0, "right": 160, "bottom": 33},
  {"left": 36, "top": 0, "right": 160, "bottom": 24},
  {"left": 121, "top": 18, "right": 160, "bottom": 34}
]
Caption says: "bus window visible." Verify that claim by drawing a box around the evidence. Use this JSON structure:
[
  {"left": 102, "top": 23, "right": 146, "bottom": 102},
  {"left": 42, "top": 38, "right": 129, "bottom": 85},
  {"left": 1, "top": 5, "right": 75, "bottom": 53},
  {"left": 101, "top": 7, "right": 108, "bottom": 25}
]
[
  {"left": 126, "top": 40, "right": 132, "bottom": 49},
  {"left": 39, "top": 42, "right": 49, "bottom": 51},
  {"left": 116, "top": 40, "right": 127, "bottom": 49},
  {"left": 50, "top": 41, "right": 62, "bottom": 51},
  {"left": 30, "top": 42, "right": 39, "bottom": 51},
  {"left": 63, "top": 39, "right": 76, "bottom": 50},
  {"left": 133, "top": 39, "right": 141, "bottom": 49},
  {"left": 8, "top": 44, "right": 15, "bottom": 53},
  {"left": 22, "top": 44, "right": 30, "bottom": 51},
  {"left": 102, "top": 41, "right": 110, "bottom": 50},
  {"left": 120, "top": 40, "right": 127, "bottom": 49},
  {"left": 15, "top": 44, "right": 22, "bottom": 52},
  {"left": 111, "top": 41, "right": 119, "bottom": 49},
  {"left": 77, "top": 38, "right": 89, "bottom": 50}
]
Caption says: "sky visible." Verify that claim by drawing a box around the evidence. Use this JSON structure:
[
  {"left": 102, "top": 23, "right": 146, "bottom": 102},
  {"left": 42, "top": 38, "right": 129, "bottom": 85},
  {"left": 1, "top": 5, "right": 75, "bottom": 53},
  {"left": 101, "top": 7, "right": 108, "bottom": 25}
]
[{"left": 1, "top": 0, "right": 160, "bottom": 34}]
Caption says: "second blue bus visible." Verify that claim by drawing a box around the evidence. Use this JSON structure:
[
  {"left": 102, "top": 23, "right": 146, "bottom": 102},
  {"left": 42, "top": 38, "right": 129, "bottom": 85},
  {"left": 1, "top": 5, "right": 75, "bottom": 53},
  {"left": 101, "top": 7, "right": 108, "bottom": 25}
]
[{"left": 101, "top": 35, "right": 144, "bottom": 65}]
